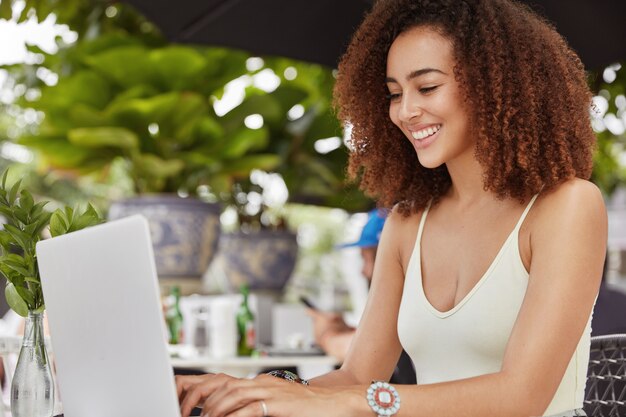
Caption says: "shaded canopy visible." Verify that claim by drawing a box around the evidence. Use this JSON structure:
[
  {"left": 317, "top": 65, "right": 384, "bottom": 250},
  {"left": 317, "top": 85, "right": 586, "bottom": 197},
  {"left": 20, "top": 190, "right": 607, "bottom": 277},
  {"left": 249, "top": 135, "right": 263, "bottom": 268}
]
[{"left": 120, "top": 0, "right": 626, "bottom": 70}]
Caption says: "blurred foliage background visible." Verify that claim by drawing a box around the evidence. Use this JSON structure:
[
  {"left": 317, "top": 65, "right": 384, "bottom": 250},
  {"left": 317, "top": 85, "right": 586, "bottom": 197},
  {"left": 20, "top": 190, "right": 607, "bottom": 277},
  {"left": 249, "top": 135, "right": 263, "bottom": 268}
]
[
  {"left": 0, "top": 0, "right": 625, "bottom": 299},
  {"left": 0, "top": 0, "right": 371, "bottom": 217},
  {"left": 0, "top": 0, "right": 624, "bottom": 210}
]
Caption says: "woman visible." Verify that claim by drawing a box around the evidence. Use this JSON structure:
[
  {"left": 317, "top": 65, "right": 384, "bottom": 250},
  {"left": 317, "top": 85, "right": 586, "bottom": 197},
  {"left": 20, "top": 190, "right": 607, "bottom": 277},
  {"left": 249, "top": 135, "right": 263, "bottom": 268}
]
[{"left": 177, "top": 0, "right": 607, "bottom": 416}]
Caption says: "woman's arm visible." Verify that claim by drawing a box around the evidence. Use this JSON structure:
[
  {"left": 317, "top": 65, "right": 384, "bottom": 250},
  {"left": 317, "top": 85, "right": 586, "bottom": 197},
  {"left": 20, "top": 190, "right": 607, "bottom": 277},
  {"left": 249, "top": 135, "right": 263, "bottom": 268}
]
[
  {"left": 337, "top": 179, "right": 608, "bottom": 417},
  {"left": 309, "top": 208, "right": 417, "bottom": 386},
  {"left": 181, "top": 179, "right": 606, "bottom": 417}
]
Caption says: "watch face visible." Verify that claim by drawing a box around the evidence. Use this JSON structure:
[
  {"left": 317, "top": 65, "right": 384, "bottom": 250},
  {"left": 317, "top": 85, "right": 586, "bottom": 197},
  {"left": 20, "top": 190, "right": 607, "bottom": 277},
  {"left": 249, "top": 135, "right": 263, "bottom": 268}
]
[
  {"left": 367, "top": 381, "right": 401, "bottom": 416},
  {"left": 374, "top": 388, "right": 394, "bottom": 407}
]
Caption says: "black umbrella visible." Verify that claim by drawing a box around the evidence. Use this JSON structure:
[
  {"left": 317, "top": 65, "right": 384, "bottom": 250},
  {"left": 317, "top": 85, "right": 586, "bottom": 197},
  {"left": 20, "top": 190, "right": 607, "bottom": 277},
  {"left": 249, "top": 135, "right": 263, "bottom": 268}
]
[
  {"left": 120, "top": 0, "right": 626, "bottom": 70},
  {"left": 119, "top": 0, "right": 373, "bottom": 68}
]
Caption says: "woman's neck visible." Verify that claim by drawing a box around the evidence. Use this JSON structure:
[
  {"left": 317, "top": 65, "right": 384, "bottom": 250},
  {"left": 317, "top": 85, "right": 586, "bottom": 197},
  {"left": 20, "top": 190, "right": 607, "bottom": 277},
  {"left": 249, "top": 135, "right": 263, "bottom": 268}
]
[{"left": 444, "top": 153, "right": 491, "bottom": 207}]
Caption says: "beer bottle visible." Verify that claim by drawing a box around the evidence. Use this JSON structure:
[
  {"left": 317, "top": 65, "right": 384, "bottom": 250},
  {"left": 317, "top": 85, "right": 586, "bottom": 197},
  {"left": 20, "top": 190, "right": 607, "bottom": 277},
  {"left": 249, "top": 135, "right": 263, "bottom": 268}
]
[
  {"left": 236, "top": 284, "right": 256, "bottom": 356},
  {"left": 165, "top": 286, "right": 184, "bottom": 344}
]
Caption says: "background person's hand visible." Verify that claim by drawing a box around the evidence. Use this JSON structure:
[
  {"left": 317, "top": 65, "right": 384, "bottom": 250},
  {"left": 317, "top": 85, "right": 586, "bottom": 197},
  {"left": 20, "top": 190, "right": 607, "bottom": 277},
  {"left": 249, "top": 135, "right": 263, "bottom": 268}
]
[{"left": 306, "top": 309, "right": 352, "bottom": 345}]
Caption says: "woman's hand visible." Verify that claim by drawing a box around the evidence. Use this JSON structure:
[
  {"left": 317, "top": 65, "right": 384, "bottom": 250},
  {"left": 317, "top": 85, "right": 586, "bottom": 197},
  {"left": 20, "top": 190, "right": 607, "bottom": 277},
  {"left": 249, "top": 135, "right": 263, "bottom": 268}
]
[{"left": 178, "top": 372, "right": 360, "bottom": 417}]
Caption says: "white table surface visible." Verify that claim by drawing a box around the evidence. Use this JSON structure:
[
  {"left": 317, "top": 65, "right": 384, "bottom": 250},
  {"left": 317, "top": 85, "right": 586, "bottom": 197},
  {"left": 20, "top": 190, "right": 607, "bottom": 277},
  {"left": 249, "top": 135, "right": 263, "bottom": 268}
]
[
  {"left": 170, "top": 351, "right": 339, "bottom": 378},
  {"left": 0, "top": 336, "right": 339, "bottom": 380}
]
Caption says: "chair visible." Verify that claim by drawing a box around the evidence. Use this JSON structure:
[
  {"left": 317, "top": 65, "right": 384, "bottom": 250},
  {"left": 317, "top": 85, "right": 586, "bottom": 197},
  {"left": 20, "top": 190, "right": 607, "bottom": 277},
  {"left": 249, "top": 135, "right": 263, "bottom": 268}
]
[{"left": 584, "top": 334, "right": 626, "bottom": 417}]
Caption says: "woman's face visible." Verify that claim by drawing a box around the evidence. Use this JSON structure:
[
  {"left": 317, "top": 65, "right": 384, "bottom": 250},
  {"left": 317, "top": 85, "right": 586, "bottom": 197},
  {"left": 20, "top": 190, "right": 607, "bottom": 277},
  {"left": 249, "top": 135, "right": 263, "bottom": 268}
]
[{"left": 386, "top": 26, "right": 474, "bottom": 169}]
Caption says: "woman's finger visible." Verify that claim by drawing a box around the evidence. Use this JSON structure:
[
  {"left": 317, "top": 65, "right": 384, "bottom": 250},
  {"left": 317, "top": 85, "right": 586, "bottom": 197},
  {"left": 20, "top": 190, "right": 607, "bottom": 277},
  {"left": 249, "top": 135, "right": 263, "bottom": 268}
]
[
  {"left": 222, "top": 400, "right": 272, "bottom": 417},
  {"left": 180, "top": 374, "right": 232, "bottom": 417},
  {"left": 203, "top": 379, "right": 266, "bottom": 417},
  {"left": 176, "top": 375, "right": 207, "bottom": 400}
]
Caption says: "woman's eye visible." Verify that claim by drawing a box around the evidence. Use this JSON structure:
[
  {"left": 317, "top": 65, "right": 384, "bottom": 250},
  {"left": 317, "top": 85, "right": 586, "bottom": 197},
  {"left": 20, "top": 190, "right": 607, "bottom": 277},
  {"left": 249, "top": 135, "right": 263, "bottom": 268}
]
[
  {"left": 419, "top": 86, "right": 439, "bottom": 94},
  {"left": 386, "top": 93, "right": 401, "bottom": 101}
]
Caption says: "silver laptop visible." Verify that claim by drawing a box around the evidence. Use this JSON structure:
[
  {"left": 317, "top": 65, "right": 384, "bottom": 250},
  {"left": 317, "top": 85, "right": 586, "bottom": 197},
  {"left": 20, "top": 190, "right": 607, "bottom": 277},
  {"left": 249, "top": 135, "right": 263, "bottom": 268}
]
[{"left": 37, "top": 215, "right": 181, "bottom": 417}]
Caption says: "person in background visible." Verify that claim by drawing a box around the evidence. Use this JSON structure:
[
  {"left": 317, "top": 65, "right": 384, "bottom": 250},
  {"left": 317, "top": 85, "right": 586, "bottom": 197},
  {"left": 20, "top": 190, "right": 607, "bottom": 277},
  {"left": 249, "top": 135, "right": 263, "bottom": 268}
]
[
  {"left": 591, "top": 252, "right": 626, "bottom": 336},
  {"left": 307, "top": 209, "right": 416, "bottom": 384}
]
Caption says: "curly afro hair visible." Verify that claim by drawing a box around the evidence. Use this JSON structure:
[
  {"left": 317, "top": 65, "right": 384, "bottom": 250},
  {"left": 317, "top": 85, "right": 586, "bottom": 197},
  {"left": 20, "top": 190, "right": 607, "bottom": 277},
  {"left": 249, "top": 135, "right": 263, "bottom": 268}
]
[{"left": 334, "top": 0, "right": 596, "bottom": 216}]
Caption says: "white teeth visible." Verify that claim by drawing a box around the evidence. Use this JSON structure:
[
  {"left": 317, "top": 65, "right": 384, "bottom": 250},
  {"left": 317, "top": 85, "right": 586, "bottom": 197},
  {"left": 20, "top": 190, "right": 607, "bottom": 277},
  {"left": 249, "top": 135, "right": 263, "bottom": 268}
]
[{"left": 411, "top": 124, "right": 441, "bottom": 140}]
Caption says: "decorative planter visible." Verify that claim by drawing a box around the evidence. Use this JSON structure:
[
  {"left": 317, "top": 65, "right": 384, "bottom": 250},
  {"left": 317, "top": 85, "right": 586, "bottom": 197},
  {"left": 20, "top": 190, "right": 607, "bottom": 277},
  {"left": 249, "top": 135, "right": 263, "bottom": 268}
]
[
  {"left": 219, "top": 230, "right": 298, "bottom": 292},
  {"left": 108, "top": 195, "right": 221, "bottom": 278},
  {"left": 11, "top": 311, "right": 54, "bottom": 417}
]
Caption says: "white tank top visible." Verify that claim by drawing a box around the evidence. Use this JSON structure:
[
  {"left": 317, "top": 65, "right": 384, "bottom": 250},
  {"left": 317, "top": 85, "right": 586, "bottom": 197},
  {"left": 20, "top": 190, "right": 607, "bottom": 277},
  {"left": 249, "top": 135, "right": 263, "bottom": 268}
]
[{"left": 397, "top": 195, "right": 591, "bottom": 416}]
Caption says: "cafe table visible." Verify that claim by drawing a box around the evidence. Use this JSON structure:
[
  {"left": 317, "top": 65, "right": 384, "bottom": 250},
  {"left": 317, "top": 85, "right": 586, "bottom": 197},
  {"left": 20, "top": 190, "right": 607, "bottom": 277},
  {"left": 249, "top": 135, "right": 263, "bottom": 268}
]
[
  {"left": 169, "top": 345, "right": 340, "bottom": 379},
  {"left": 1, "top": 336, "right": 339, "bottom": 379}
]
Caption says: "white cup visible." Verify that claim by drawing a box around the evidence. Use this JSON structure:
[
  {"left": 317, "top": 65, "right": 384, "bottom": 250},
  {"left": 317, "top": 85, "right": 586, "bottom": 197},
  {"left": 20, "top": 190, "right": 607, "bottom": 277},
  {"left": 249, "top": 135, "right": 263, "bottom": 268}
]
[{"left": 209, "top": 297, "right": 237, "bottom": 358}]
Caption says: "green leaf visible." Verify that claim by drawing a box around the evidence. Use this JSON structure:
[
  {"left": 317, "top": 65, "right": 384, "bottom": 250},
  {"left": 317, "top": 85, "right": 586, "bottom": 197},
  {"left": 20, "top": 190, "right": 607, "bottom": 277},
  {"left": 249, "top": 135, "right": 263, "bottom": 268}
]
[
  {"left": 8, "top": 179, "right": 22, "bottom": 205},
  {"left": 68, "top": 104, "right": 109, "bottom": 127},
  {"left": 23, "top": 277, "right": 39, "bottom": 284},
  {"left": 3, "top": 224, "right": 31, "bottom": 250},
  {"left": 25, "top": 211, "right": 51, "bottom": 238},
  {"left": 12, "top": 207, "right": 29, "bottom": 224},
  {"left": 133, "top": 154, "right": 184, "bottom": 180},
  {"left": 0, "top": 0, "right": 12, "bottom": 21},
  {"left": 150, "top": 46, "right": 207, "bottom": 90},
  {"left": 85, "top": 46, "right": 157, "bottom": 89},
  {"left": 219, "top": 154, "right": 281, "bottom": 177},
  {"left": 70, "top": 204, "right": 102, "bottom": 232},
  {"left": 39, "top": 70, "right": 112, "bottom": 110},
  {"left": 15, "top": 284, "right": 34, "bottom": 305},
  {"left": 29, "top": 201, "right": 49, "bottom": 219},
  {"left": 64, "top": 206, "right": 74, "bottom": 223},
  {"left": 3, "top": 258, "right": 31, "bottom": 277},
  {"left": 17, "top": 0, "right": 33, "bottom": 22},
  {"left": 1, "top": 169, "right": 7, "bottom": 189},
  {"left": 49, "top": 208, "right": 69, "bottom": 237},
  {"left": 220, "top": 127, "right": 269, "bottom": 159},
  {"left": 18, "top": 189, "right": 34, "bottom": 213},
  {"left": 68, "top": 127, "right": 139, "bottom": 149},
  {"left": 0, "top": 230, "right": 14, "bottom": 250},
  {"left": 6, "top": 283, "right": 29, "bottom": 317}
]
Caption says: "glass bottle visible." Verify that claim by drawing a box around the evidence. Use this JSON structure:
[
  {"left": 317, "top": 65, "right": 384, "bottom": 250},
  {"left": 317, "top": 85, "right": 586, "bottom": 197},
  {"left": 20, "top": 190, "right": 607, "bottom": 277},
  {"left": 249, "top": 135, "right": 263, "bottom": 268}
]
[
  {"left": 165, "top": 286, "right": 184, "bottom": 344},
  {"left": 236, "top": 284, "right": 256, "bottom": 356},
  {"left": 11, "top": 311, "right": 54, "bottom": 417}
]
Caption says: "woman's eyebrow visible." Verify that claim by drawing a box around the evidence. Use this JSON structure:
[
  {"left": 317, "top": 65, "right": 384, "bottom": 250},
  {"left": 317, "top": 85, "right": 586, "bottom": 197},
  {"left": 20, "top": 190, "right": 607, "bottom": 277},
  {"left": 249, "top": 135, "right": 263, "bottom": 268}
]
[{"left": 385, "top": 68, "right": 447, "bottom": 83}]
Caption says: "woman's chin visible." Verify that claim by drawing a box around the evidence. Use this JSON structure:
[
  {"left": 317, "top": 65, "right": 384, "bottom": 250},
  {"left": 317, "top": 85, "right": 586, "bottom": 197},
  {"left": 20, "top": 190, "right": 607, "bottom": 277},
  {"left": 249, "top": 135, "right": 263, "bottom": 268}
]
[{"left": 415, "top": 152, "right": 445, "bottom": 169}]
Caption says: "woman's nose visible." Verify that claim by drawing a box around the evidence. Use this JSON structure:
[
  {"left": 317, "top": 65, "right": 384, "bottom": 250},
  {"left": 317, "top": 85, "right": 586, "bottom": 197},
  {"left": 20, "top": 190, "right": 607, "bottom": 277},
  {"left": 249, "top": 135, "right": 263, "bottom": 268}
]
[{"left": 398, "top": 94, "right": 423, "bottom": 123}]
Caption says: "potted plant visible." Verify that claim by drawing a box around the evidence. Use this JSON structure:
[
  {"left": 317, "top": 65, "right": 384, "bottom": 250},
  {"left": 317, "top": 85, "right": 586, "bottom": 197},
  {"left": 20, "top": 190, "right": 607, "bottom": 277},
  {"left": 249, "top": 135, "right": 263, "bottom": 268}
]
[
  {"left": 0, "top": 170, "right": 103, "bottom": 417},
  {"left": 4, "top": 3, "right": 371, "bottom": 292},
  {"left": 12, "top": 33, "right": 277, "bottom": 280}
]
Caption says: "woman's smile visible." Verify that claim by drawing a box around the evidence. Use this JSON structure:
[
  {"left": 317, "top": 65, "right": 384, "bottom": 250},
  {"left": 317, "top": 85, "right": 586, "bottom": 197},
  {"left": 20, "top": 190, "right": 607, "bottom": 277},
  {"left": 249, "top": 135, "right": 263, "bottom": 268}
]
[{"left": 410, "top": 125, "right": 441, "bottom": 150}]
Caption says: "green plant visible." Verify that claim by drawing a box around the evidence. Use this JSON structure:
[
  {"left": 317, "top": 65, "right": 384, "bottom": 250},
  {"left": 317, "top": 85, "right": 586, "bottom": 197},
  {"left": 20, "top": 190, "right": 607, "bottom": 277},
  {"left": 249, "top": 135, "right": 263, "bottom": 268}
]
[
  {"left": 0, "top": 170, "right": 103, "bottom": 316},
  {"left": 1, "top": 0, "right": 370, "bottom": 212}
]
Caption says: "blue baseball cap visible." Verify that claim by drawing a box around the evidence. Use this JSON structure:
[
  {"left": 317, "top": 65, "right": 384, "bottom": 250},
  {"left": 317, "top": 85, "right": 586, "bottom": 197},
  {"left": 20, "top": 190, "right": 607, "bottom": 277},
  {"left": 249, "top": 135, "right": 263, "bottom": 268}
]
[{"left": 339, "top": 209, "right": 387, "bottom": 248}]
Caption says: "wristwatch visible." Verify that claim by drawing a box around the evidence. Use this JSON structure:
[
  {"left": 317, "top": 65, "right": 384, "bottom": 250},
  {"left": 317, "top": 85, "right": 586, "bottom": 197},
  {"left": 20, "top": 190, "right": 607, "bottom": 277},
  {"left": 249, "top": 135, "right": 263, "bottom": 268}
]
[{"left": 366, "top": 381, "right": 401, "bottom": 416}]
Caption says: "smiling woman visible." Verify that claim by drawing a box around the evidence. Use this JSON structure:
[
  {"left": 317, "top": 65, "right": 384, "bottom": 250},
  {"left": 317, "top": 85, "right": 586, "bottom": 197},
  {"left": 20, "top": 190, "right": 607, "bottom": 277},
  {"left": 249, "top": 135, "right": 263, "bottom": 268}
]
[{"left": 175, "top": 1, "right": 606, "bottom": 416}]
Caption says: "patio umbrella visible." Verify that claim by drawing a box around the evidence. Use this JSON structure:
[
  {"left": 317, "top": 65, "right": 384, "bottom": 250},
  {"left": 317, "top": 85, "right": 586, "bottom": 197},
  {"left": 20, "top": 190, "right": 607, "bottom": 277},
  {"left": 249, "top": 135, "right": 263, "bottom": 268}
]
[
  {"left": 119, "top": 0, "right": 373, "bottom": 68},
  {"left": 119, "top": 0, "right": 626, "bottom": 70}
]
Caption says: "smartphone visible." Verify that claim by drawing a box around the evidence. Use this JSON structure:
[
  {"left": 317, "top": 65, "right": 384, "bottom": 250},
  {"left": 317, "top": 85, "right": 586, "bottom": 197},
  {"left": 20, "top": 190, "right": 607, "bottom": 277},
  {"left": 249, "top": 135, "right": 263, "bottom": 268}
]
[{"left": 299, "top": 296, "right": 318, "bottom": 311}]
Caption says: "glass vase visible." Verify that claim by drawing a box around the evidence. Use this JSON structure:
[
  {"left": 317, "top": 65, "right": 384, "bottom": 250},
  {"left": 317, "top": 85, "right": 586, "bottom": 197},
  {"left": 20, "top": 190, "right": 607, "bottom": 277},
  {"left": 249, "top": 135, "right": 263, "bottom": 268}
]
[{"left": 11, "top": 311, "right": 54, "bottom": 417}]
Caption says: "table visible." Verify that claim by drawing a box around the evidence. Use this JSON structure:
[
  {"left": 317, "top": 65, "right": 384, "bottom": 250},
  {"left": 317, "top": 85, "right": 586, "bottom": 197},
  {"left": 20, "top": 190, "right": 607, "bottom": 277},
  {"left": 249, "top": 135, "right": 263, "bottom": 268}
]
[
  {"left": 1, "top": 336, "right": 340, "bottom": 379},
  {"left": 170, "top": 353, "right": 340, "bottom": 379}
]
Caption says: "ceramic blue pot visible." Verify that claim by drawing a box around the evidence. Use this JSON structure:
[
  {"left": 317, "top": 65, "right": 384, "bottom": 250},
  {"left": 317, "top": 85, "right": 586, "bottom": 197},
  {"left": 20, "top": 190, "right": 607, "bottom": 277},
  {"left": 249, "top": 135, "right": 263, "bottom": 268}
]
[
  {"left": 108, "top": 195, "right": 221, "bottom": 278},
  {"left": 219, "top": 230, "right": 298, "bottom": 292}
]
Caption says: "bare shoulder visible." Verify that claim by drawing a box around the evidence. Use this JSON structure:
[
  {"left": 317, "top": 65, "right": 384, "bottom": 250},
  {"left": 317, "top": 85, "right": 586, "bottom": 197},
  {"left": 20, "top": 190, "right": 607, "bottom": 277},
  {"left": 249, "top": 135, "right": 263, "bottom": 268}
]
[
  {"left": 533, "top": 178, "right": 606, "bottom": 226},
  {"left": 385, "top": 204, "right": 423, "bottom": 239},
  {"left": 540, "top": 177, "right": 603, "bottom": 205},
  {"left": 528, "top": 178, "right": 607, "bottom": 259},
  {"left": 380, "top": 204, "right": 424, "bottom": 271}
]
